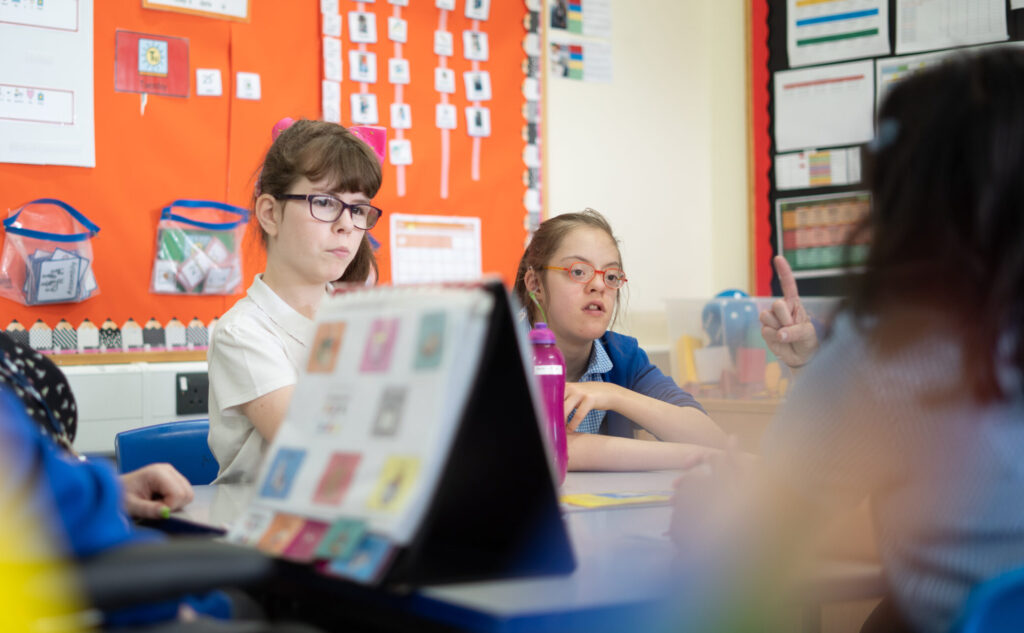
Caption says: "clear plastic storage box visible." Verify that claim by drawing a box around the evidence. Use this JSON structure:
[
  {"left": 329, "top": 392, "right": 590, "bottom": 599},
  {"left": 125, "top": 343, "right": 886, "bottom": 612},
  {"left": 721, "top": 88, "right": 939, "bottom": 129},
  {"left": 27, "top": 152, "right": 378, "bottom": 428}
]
[{"left": 665, "top": 295, "right": 840, "bottom": 401}]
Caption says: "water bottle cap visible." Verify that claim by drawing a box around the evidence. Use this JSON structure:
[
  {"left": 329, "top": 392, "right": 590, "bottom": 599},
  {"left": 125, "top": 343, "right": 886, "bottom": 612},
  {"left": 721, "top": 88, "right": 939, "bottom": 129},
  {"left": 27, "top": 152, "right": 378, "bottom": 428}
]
[{"left": 529, "top": 322, "right": 557, "bottom": 344}]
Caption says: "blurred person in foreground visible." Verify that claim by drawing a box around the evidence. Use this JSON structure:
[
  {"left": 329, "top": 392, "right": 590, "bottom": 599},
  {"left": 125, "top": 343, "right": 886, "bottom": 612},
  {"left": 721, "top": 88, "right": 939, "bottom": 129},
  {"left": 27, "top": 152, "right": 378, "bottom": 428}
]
[
  {"left": 673, "top": 48, "right": 1024, "bottom": 633},
  {"left": 0, "top": 332, "right": 321, "bottom": 631}
]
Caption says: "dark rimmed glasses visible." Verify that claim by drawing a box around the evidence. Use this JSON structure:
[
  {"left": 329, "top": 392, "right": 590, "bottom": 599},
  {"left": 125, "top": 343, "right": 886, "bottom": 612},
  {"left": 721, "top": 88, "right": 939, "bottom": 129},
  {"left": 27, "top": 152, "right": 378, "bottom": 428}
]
[
  {"left": 544, "top": 262, "right": 628, "bottom": 289},
  {"left": 275, "top": 193, "right": 382, "bottom": 230}
]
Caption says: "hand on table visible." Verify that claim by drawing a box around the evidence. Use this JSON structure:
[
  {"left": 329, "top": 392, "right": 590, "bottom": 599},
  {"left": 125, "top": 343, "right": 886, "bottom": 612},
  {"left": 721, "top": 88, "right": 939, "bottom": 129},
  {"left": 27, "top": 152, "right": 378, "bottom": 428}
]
[
  {"left": 120, "top": 463, "right": 194, "bottom": 520},
  {"left": 564, "top": 381, "right": 622, "bottom": 431},
  {"left": 669, "top": 436, "right": 759, "bottom": 551},
  {"left": 759, "top": 255, "right": 819, "bottom": 369}
]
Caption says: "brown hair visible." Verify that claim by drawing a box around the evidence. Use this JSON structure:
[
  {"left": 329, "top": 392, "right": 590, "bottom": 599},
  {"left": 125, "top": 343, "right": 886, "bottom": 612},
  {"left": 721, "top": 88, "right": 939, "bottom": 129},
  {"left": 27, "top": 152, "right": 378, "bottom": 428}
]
[
  {"left": 253, "top": 119, "right": 381, "bottom": 281},
  {"left": 513, "top": 208, "right": 624, "bottom": 325}
]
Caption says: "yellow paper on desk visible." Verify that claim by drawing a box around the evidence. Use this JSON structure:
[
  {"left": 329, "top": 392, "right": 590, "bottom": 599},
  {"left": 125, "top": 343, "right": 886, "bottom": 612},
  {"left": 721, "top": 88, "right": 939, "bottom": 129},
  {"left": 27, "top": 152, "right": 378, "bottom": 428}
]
[{"left": 561, "top": 492, "right": 671, "bottom": 508}]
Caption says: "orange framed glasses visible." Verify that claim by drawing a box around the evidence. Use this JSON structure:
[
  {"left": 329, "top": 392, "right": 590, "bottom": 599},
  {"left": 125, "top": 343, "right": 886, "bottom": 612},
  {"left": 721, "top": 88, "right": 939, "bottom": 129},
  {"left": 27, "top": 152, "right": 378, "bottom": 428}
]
[{"left": 544, "top": 262, "right": 628, "bottom": 289}]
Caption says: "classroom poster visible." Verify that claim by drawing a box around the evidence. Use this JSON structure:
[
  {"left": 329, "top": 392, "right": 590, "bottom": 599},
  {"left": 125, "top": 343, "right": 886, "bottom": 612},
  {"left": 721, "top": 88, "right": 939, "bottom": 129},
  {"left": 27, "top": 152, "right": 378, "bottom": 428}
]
[
  {"left": 773, "top": 60, "right": 875, "bottom": 153},
  {"left": 775, "top": 192, "right": 871, "bottom": 278},
  {"left": 114, "top": 30, "right": 190, "bottom": 97},
  {"left": 894, "top": 0, "right": 1006, "bottom": 55},
  {"left": 548, "top": 0, "right": 611, "bottom": 38},
  {"left": 549, "top": 36, "right": 612, "bottom": 83},
  {"left": 875, "top": 41, "right": 1024, "bottom": 111},
  {"left": 0, "top": 0, "right": 95, "bottom": 167},
  {"left": 786, "top": 0, "right": 890, "bottom": 68},
  {"left": 389, "top": 214, "right": 482, "bottom": 285},
  {"left": 142, "top": 0, "right": 250, "bottom": 22},
  {"left": 775, "top": 147, "right": 861, "bottom": 190}
]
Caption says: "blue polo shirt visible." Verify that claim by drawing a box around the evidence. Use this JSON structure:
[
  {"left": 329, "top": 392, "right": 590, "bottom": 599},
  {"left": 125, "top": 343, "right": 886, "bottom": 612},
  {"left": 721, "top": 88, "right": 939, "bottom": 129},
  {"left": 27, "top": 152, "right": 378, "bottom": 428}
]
[{"left": 571, "top": 331, "right": 707, "bottom": 438}]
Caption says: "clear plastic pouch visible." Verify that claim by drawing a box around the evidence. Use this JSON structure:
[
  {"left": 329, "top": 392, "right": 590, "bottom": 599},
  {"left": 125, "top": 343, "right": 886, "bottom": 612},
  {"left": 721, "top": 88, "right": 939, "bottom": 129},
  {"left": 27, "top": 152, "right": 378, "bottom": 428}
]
[
  {"left": 0, "top": 199, "right": 101, "bottom": 306},
  {"left": 150, "top": 200, "right": 248, "bottom": 295}
]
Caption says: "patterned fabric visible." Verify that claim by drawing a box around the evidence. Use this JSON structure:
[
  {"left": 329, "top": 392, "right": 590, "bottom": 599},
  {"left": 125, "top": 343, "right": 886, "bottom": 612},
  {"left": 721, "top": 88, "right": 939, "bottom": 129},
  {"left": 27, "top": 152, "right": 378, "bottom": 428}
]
[
  {"left": 569, "top": 339, "right": 613, "bottom": 434},
  {"left": 0, "top": 331, "right": 77, "bottom": 451}
]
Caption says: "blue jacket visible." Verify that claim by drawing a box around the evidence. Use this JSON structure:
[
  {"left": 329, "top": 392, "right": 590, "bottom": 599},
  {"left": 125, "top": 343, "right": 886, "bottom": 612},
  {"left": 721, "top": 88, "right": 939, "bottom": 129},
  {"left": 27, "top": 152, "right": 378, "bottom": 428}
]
[
  {"left": 0, "top": 386, "right": 227, "bottom": 625},
  {"left": 0, "top": 387, "right": 155, "bottom": 559},
  {"left": 599, "top": 331, "right": 707, "bottom": 439}
]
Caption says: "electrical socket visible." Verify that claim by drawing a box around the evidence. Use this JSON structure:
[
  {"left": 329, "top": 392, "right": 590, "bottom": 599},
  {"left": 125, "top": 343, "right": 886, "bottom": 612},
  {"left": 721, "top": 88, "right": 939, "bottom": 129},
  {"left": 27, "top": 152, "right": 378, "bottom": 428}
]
[{"left": 175, "top": 372, "right": 209, "bottom": 415}]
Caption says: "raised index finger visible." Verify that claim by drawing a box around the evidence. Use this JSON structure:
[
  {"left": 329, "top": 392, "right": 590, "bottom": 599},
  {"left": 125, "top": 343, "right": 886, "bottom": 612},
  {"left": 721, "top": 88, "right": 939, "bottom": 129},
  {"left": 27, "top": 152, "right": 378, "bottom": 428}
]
[{"left": 773, "top": 255, "right": 800, "bottom": 305}]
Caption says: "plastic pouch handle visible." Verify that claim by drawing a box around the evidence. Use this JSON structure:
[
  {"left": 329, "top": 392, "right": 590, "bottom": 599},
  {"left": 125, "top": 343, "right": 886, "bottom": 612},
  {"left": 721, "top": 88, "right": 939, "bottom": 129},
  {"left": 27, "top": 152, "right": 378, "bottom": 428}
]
[
  {"left": 3, "top": 198, "right": 101, "bottom": 243},
  {"left": 160, "top": 199, "right": 250, "bottom": 231}
]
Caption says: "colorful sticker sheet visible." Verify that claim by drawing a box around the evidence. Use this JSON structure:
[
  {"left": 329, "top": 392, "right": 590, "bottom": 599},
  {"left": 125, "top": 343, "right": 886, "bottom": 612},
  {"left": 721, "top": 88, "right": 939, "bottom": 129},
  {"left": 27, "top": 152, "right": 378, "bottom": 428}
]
[{"left": 230, "top": 284, "right": 494, "bottom": 584}]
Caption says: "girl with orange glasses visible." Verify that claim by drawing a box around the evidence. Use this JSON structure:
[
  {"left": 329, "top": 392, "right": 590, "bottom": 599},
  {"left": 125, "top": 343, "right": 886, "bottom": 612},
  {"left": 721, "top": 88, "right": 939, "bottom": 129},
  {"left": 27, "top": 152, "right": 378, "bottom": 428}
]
[{"left": 514, "top": 208, "right": 727, "bottom": 471}]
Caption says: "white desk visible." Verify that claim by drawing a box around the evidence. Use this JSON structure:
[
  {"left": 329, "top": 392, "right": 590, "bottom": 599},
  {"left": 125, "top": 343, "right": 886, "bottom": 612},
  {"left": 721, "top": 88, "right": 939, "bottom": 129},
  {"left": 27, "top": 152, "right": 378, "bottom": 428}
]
[{"left": 175, "top": 471, "right": 884, "bottom": 632}]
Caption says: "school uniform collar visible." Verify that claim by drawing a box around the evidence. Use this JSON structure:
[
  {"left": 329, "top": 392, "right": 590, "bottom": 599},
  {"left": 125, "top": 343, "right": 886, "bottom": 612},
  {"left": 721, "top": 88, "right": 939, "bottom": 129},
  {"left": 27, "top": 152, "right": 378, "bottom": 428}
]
[
  {"left": 247, "top": 274, "right": 321, "bottom": 346},
  {"left": 580, "top": 337, "right": 614, "bottom": 381}
]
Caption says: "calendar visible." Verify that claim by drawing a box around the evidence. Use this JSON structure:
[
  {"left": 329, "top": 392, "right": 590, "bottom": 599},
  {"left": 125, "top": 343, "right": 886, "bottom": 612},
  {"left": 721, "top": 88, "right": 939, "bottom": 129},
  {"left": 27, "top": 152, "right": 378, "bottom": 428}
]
[{"left": 389, "top": 213, "right": 482, "bottom": 285}]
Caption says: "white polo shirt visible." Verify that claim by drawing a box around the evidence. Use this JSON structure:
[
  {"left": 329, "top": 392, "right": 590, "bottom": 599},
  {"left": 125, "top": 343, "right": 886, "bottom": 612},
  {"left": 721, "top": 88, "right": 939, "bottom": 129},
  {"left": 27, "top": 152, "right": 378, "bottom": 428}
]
[{"left": 207, "top": 275, "right": 318, "bottom": 484}]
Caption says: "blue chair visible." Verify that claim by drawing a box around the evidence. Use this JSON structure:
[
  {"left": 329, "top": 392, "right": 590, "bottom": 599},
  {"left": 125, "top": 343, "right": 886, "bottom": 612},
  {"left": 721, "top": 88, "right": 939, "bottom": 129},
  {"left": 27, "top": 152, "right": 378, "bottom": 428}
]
[
  {"left": 954, "top": 566, "right": 1024, "bottom": 633},
  {"left": 115, "top": 419, "right": 219, "bottom": 485}
]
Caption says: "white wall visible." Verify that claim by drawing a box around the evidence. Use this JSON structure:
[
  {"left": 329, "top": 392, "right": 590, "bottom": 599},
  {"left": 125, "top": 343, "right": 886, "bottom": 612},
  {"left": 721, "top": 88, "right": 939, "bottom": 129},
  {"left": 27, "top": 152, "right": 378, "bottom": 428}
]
[{"left": 545, "top": 0, "right": 749, "bottom": 344}]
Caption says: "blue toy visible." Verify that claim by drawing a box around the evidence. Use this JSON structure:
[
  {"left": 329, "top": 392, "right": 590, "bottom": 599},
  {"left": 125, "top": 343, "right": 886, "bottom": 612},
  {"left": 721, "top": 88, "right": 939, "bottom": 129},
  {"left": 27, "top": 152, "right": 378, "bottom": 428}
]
[{"left": 702, "top": 290, "right": 757, "bottom": 360}]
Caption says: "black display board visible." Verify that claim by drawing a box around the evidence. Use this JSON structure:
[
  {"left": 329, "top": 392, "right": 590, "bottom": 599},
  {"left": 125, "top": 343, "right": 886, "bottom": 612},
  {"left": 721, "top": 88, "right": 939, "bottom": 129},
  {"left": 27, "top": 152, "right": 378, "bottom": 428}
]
[{"left": 761, "top": 2, "right": 1024, "bottom": 297}]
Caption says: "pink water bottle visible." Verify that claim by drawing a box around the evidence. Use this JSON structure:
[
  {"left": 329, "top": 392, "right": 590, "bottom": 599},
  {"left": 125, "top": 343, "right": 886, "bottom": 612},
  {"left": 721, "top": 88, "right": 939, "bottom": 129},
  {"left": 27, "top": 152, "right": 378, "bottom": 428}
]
[{"left": 529, "top": 322, "right": 568, "bottom": 484}]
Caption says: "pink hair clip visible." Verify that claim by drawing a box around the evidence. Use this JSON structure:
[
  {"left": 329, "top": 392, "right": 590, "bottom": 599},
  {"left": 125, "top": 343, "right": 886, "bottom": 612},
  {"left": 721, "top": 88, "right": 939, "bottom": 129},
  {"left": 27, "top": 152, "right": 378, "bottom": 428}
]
[
  {"left": 271, "top": 117, "right": 296, "bottom": 141},
  {"left": 268, "top": 117, "right": 386, "bottom": 165},
  {"left": 348, "top": 125, "right": 387, "bottom": 164}
]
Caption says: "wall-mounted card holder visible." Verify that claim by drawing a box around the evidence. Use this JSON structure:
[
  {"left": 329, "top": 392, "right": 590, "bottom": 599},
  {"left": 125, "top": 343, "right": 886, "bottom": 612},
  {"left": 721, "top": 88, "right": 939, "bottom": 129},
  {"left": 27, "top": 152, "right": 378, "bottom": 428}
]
[
  {"left": 0, "top": 199, "right": 101, "bottom": 306},
  {"left": 230, "top": 281, "right": 575, "bottom": 587},
  {"left": 150, "top": 199, "right": 248, "bottom": 295}
]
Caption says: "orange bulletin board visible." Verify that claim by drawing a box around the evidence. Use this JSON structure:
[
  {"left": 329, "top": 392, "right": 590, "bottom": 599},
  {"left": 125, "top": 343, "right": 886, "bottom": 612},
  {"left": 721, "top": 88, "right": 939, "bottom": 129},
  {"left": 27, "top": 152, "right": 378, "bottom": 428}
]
[{"left": 1, "top": 0, "right": 531, "bottom": 333}]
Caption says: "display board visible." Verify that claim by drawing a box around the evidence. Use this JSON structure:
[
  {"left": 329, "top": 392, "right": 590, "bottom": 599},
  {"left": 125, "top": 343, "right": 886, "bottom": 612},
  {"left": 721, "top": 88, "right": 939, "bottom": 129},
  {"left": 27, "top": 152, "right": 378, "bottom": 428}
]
[
  {"left": 749, "top": 0, "right": 1024, "bottom": 295},
  {"left": 0, "top": 1, "right": 537, "bottom": 356}
]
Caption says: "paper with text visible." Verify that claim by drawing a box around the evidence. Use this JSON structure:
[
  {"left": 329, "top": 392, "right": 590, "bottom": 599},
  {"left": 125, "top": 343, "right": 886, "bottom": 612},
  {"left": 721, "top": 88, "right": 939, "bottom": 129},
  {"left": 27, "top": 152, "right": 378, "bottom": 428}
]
[
  {"left": 774, "top": 60, "right": 874, "bottom": 153},
  {"left": 0, "top": 0, "right": 94, "bottom": 166},
  {"left": 390, "top": 214, "right": 482, "bottom": 285},
  {"left": 787, "top": 0, "right": 890, "bottom": 68},
  {"left": 895, "top": 0, "right": 1006, "bottom": 55}
]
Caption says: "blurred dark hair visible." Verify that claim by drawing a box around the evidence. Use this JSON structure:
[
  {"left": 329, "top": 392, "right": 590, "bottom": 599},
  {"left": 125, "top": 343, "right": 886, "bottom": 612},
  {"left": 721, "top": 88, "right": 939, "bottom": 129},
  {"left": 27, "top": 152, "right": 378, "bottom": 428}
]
[
  {"left": 847, "top": 48, "right": 1024, "bottom": 401},
  {"left": 253, "top": 119, "right": 380, "bottom": 281}
]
